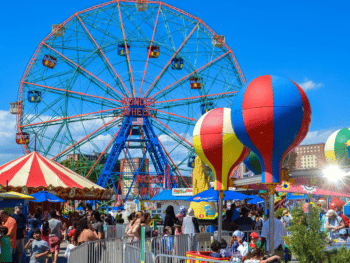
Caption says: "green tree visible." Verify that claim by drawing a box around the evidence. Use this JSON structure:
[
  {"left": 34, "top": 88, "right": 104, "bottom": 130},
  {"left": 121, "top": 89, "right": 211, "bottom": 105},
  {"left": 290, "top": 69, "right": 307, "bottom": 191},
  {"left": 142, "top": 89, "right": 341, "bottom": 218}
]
[
  {"left": 282, "top": 151, "right": 298, "bottom": 171},
  {"left": 60, "top": 159, "right": 104, "bottom": 183},
  {"left": 286, "top": 204, "right": 329, "bottom": 263}
]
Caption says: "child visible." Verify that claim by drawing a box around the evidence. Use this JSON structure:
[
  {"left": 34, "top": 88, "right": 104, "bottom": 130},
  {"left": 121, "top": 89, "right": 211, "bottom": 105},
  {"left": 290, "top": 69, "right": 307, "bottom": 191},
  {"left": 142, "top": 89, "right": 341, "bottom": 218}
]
[
  {"left": 209, "top": 240, "right": 221, "bottom": 258},
  {"left": 64, "top": 229, "right": 77, "bottom": 261},
  {"left": 25, "top": 228, "right": 50, "bottom": 263},
  {"left": 249, "top": 232, "right": 264, "bottom": 251},
  {"left": 162, "top": 226, "right": 174, "bottom": 254},
  {"left": 0, "top": 226, "right": 12, "bottom": 263},
  {"left": 219, "top": 239, "right": 231, "bottom": 258}
]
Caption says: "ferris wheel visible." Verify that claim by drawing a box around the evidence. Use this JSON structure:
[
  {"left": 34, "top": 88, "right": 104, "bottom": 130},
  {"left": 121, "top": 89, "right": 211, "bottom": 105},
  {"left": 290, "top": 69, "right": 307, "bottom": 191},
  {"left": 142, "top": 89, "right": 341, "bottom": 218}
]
[{"left": 15, "top": 0, "right": 245, "bottom": 200}]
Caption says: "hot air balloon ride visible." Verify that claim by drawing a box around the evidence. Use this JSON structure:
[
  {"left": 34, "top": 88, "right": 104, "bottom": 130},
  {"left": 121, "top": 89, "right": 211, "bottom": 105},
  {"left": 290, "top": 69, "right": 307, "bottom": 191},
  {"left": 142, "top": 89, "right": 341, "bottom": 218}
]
[
  {"left": 325, "top": 128, "right": 350, "bottom": 164},
  {"left": 193, "top": 107, "right": 250, "bottom": 238},
  {"left": 231, "top": 75, "right": 311, "bottom": 252},
  {"left": 244, "top": 151, "right": 262, "bottom": 175}
]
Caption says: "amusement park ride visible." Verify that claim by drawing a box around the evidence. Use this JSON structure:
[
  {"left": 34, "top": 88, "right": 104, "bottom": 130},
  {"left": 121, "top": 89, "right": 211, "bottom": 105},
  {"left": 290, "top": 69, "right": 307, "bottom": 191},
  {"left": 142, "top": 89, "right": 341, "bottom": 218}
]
[{"left": 11, "top": 0, "right": 245, "bottom": 204}]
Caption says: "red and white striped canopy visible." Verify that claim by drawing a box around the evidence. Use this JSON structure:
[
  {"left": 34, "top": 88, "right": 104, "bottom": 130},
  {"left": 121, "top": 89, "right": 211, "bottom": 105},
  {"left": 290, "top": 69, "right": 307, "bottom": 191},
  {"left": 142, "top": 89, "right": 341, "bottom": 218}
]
[{"left": 0, "top": 152, "right": 103, "bottom": 190}]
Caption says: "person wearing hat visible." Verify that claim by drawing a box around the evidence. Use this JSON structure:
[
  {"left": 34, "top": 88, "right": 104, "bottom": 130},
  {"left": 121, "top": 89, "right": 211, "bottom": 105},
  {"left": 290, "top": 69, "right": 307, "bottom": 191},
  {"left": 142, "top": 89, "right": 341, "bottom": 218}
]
[
  {"left": 249, "top": 232, "right": 264, "bottom": 252},
  {"left": 325, "top": 209, "right": 345, "bottom": 240},
  {"left": 11, "top": 203, "right": 26, "bottom": 263},
  {"left": 64, "top": 228, "right": 77, "bottom": 261},
  {"left": 230, "top": 230, "right": 248, "bottom": 258}
]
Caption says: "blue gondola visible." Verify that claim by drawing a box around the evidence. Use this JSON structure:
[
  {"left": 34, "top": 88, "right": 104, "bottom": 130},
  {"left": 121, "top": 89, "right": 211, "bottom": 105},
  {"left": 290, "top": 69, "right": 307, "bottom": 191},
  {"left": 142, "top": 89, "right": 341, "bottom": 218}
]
[
  {"left": 118, "top": 43, "right": 130, "bottom": 56},
  {"left": 27, "top": 91, "right": 42, "bottom": 103},
  {"left": 187, "top": 154, "right": 196, "bottom": 168},
  {"left": 200, "top": 102, "right": 214, "bottom": 115},
  {"left": 171, "top": 57, "right": 183, "bottom": 70}
]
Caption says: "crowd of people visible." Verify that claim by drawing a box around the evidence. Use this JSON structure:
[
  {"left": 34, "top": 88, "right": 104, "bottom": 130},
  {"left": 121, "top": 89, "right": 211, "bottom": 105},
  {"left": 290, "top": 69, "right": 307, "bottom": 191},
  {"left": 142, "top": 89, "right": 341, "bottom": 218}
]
[
  {"left": 0, "top": 198, "right": 348, "bottom": 263},
  {"left": 0, "top": 203, "right": 126, "bottom": 263}
]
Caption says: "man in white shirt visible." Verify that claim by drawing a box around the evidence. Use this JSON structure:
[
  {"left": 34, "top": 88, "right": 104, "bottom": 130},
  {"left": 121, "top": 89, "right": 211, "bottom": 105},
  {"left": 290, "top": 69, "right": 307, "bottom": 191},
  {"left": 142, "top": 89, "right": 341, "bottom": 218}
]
[{"left": 261, "top": 209, "right": 287, "bottom": 258}]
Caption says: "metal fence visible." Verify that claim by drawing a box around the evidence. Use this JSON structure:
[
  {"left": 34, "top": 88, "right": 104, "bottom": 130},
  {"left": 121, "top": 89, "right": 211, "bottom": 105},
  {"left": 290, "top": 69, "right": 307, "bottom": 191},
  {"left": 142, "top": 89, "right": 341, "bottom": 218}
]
[
  {"left": 124, "top": 244, "right": 155, "bottom": 263},
  {"left": 154, "top": 254, "right": 243, "bottom": 263},
  {"left": 68, "top": 237, "right": 124, "bottom": 263},
  {"left": 104, "top": 224, "right": 128, "bottom": 239},
  {"left": 68, "top": 227, "right": 262, "bottom": 263}
]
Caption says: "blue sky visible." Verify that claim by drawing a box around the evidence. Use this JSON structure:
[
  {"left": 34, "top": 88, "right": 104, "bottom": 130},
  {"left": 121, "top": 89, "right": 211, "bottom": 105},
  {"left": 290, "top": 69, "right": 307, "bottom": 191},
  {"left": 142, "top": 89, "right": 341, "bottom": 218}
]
[{"left": 0, "top": 0, "right": 349, "bottom": 164}]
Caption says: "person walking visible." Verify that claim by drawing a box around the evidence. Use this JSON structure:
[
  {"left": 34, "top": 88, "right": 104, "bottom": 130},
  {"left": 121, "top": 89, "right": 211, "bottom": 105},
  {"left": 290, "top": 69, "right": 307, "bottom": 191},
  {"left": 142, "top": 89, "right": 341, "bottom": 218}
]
[
  {"left": 11, "top": 204, "right": 26, "bottom": 263},
  {"left": 0, "top": 210, "right": 17, "bottom": 261},
  {"left": 164, "top": 206, "right": 179, "bottom": 235},
  {"left": 261, "top": 209, "right": 287, "bottom": 258},
  {"left": 48, "top": 210, "right": 63, "bottom": 263}
]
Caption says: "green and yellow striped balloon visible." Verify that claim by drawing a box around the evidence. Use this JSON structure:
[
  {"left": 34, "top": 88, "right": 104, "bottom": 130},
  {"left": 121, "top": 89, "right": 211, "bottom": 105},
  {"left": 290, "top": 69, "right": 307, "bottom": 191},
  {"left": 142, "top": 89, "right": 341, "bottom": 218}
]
[{"left": 325, "top": 128, "right": 350, "bottom": 164}]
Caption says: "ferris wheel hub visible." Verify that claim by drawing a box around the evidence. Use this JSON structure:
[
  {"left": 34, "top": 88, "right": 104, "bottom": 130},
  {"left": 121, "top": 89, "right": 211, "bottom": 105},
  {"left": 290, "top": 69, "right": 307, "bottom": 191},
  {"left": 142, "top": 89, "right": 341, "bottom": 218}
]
[{"left": 121, "top": 97, "right": 155, "bottom": 117}]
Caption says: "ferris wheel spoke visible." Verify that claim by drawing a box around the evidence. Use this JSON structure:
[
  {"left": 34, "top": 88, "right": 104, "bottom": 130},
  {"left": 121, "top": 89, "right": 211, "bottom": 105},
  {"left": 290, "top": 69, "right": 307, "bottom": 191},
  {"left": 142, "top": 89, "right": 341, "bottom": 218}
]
[
  {"left": 150, "top": 51, "right": 230, "bottom": 100},
  {"left": 76, "top": 14, "right": 132, "bottom": 98},
  {"left": 157, "top": 135, "right": 189, "bottom": 187},
  {"left": 148, "top": 107, "right": 197, "bottom": 122},
  {"left": 23, "top": 81, "right": 120, "bottom": 106},
  {"left": 43, "top": 43, "right": 126, "bottom": 99},
  {"left": 85, "top": 126, "right": 121, "bottom": 179},
  {"left": 156, "top": 115, "right": 195, "bottom": 127},
  {"left": 52, "top": 112, "right": 124, "bottom": 160},
  {"left": 150, "top": 115, "right": 193, "bottom": 147},
  {"left": 142, "top": 21, "right": 200, "bottom": 99},
  {"left": 20, "top": 106, "right": 125, "bottom": 128},
  {"left": 155, "top": 91, "right": 238, "bottom": 106},
  {"left": 153, "top": 122, "right": 192, "bottom": 152},
  {"left": 139, "top": 4, "right": 162, "bottom": 97},
  {"left": 117, "top": 0, "right": 136, "bottom": 97}
]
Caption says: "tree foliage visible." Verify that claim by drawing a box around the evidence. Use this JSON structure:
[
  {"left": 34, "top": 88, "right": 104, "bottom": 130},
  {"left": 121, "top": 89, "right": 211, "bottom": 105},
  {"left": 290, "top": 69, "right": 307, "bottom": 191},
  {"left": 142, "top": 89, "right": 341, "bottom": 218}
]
[
  {"left": 60, "top": 159, "right": 103, "bottom": 183},
  {"left": 286, "top": 204, "right": 329, "bottom": 263}
]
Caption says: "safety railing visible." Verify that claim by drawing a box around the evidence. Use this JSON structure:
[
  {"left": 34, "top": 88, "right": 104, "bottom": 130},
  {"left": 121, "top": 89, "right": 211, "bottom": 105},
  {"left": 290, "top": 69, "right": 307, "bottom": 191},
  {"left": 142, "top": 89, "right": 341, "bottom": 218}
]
[
  {"left": 154, "top": 254, "right": 244, "bottom": 263},
  {"left": 68, "top": 237, "right": 124, "bottom": 263},
  {"left": 104, "top": 224, "right": 128, "bottom": 238},
  {"left": 125, "top": 244, "right": 155, "bottom": 263}
]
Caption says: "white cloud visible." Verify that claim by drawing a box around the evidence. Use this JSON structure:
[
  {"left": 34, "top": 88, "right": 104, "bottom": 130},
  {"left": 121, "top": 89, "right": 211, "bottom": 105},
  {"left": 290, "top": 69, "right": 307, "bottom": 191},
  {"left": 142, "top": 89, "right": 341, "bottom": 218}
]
[
  {"left": 0, "top": 111, "right": 26, "bottom": 165},
  {"left": 301, "top": 128, "right": 337, "bottom": 145},
  {"left": 298, "top": 78, "right": 323, "bottom": 91}
]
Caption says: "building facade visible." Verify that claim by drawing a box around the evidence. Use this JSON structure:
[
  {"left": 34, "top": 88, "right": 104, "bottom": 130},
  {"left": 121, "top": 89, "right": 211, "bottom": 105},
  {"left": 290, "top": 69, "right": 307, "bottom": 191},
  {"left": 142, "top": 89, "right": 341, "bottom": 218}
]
[
  {"left": 294, "top": 143, "right": 326, "bottom": 169},
  {"left": 120, "top": 158, "right": 149, "bottom": 197}
]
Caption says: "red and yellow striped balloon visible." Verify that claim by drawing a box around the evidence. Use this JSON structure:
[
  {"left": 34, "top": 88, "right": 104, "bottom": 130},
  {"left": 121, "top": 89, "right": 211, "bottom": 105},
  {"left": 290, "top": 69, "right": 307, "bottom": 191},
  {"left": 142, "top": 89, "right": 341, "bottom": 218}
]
[{"left": 193, "top": 108, "right": 250, "bottom": 191}]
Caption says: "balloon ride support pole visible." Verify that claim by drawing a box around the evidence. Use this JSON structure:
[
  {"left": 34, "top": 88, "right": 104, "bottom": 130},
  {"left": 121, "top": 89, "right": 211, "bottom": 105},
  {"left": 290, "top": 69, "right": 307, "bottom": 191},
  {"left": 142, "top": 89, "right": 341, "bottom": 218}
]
[
  {"left": 218, "top": 190, "right": 224, "bottom": 241},
  {"left": 269, "top": 193, "right": 275, "bottom": 254}
]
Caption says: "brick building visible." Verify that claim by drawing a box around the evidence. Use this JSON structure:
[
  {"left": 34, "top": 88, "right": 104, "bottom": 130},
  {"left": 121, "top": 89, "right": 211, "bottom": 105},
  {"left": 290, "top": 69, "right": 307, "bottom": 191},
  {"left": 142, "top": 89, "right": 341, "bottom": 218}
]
[
  {"left": 294, "top": 143, "right": 326, "bottom": 169},
  {"left": 66, "top": 151, "right": 103, "bottom": 161},
  {"left": 120, "top": 158, "right": 149, "bottom": 197}
]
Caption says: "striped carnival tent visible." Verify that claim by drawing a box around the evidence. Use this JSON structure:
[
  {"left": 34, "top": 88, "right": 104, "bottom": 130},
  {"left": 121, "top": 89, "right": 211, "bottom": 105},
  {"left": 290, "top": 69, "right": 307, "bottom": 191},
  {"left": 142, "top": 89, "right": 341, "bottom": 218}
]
[{"left": 0, "top": 152, "right": 112, "bottom": 200}]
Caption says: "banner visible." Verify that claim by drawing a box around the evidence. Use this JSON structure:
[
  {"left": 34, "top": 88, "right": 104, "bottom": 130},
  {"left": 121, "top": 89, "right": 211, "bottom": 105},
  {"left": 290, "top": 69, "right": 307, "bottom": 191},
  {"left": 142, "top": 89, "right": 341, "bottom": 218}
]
[{"left": 172, "top": 188, "right": 193, "bottom": 196}]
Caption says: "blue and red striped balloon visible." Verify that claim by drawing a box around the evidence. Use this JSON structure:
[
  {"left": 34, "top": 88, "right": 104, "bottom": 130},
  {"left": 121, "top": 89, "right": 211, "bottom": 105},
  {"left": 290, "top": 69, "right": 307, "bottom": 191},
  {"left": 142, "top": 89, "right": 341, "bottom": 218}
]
[{"left": 231, "top": 75, "right": 311, "bottom": 183}]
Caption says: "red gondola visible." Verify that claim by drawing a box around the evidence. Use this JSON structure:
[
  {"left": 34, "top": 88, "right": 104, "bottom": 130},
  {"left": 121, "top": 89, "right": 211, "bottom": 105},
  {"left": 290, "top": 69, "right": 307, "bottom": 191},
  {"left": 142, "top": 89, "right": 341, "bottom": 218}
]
[
  {"left": 147, "top": 46, "right": 160, "bottom": 58},
  {"left": 190, "top": 77, "right": 203, "bottom": 89},
  {"left": 42, "top": 55, "right": 57, "bottom": 69},
  {"left": 16, "top": 133, "right": 30, "bottom": 145}
]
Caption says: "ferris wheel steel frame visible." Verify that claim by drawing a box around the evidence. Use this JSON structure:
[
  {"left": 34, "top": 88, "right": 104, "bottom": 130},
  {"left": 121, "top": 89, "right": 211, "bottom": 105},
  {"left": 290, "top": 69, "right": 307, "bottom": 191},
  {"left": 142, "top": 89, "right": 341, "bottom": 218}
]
[{"left": 16, "top": 0, "right": 245, "bottom": 200}]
